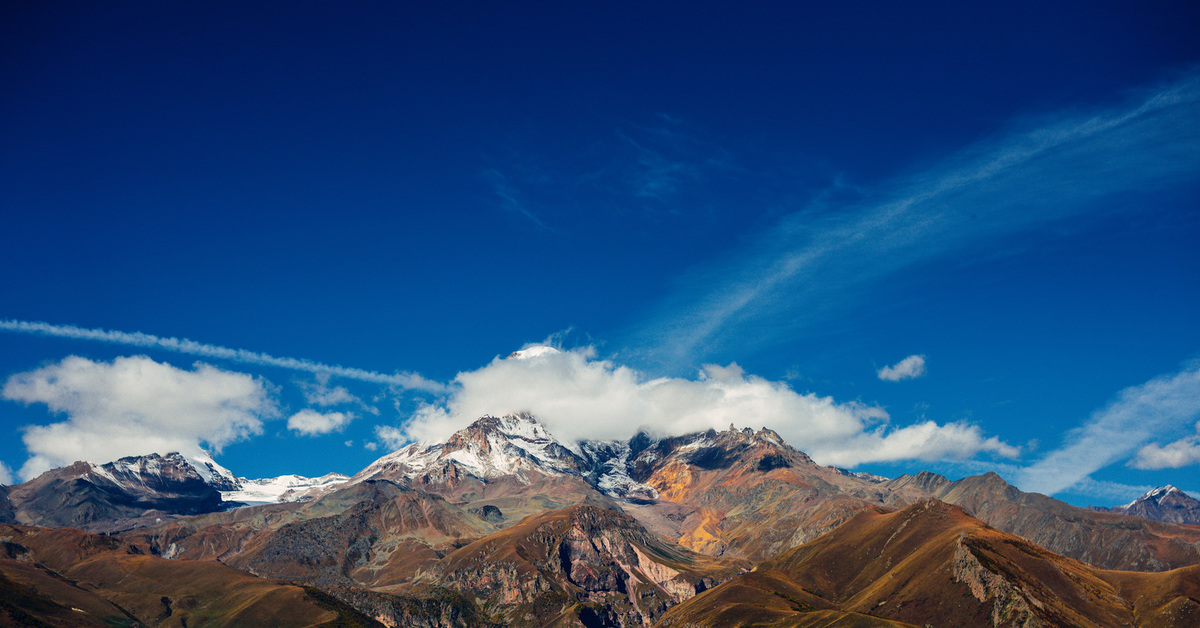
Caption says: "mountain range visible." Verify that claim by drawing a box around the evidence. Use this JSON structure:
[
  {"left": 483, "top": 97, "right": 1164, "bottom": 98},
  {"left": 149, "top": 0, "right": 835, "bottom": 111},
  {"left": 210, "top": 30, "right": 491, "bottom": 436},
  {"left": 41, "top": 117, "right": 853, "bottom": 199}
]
[{"left": 3, "top": 413, "right": 1200, "bottom": 626}]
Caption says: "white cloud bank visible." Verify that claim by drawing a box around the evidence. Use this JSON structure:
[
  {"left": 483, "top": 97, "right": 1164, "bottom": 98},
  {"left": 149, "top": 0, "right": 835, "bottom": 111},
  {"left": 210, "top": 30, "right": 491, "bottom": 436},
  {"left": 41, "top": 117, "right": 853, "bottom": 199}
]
[
  {"left": 0, "top": 461, "right": 13, "bottom": 485},
  {"left": 399, "top": 346, "right": 1016, "bottom": 467},
  {"left": 288, "top": 409, "right": 354, "bottom": 436},
  {"left": 1014, "top": 361, "right": 1200, "bottom": 495},
  {"left": 878, "top": 355, "right": 926, "bottom": 382},
  {"left": 2, "top": 355, "right": 276, "bottom": 481}
]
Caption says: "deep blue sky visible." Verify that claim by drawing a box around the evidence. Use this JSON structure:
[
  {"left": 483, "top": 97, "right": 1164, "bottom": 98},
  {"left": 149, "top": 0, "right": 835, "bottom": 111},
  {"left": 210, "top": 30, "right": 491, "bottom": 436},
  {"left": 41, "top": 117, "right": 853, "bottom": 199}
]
[{"left": 3, "top": 2, "right": 1199, "bottom": 506}]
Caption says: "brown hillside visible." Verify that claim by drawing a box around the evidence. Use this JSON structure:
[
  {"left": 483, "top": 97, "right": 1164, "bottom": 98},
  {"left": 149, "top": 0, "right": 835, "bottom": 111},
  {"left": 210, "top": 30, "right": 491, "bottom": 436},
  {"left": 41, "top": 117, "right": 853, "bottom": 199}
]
[
  {"left": 884, "top": 471, "right": 1200, "bottom": 571},
  {"left": 657, "top": 500, "right": 1200, "bottom": 628},
  {"left": 0, "top": 523, "right": 381, "bottom": 627}
]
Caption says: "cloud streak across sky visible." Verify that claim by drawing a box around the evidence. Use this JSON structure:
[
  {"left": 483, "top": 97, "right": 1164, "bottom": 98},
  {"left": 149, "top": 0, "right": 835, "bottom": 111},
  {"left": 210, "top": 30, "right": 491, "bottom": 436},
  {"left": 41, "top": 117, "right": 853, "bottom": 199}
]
[
  {"left": 1013, "top": 361, "right": 1200, "bottom": 496},
  {"left": 0, "top": 320, "right": 445, "bottom": 394},
  {"left": 634, "top": 70, "right": 1200, "bottom": 367}
]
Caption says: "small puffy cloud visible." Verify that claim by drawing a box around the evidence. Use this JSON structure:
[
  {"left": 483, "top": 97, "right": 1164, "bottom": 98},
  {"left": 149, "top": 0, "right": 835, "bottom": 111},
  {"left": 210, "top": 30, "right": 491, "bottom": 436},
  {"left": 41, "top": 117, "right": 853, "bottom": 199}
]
[
  {"left": 1131, "top": 424, "right": 1200, "bottom": 469},
  {"left": 878, "top": 355, "right": 927, "bottom": 382},
  {"left": 287, "top": 409, "right": 354, "bottom": 436},
  {"left": 400, "top": 346, "right": 1013, "bottom": 467},
  {"left": 0, "top": 461, "right": 13, "bottom": 485},
  {"left": 3, "top": 355, "right": 275, "bottom": 481}
]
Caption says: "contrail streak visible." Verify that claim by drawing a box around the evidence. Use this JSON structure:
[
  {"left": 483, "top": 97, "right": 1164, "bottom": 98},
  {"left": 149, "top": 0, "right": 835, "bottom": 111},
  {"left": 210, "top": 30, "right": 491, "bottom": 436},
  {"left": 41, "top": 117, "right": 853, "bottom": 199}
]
[{"left": 0, "top": 319, "right": 447, "bottom": 394}]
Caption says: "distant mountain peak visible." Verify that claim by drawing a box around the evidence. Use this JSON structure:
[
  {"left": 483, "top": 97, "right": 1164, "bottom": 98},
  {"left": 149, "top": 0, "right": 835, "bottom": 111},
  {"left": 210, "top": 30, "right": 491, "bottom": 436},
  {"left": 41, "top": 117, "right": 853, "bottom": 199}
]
[
  {"left": 7, "top": 451, "right": 225, "bottom": 530},
  {"left": 1138, "top": 485, "right": 1182, "bottom": 504},
  {"left": 1089, "top": 484, "right": 1200, "bottom": 525}
]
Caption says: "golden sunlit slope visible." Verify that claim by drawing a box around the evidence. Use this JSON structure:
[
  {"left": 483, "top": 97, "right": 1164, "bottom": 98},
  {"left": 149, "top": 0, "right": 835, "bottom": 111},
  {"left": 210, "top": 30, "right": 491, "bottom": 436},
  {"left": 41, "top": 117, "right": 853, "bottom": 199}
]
[
  {"left": 883, "top": 471, "right": 1200, "bottom": 571},
  {"left": 0, "top": 523, "right": 381, "bottom": 627},
  {"left": 657, "top": 500, "right": 1200, "bottom": 628}
]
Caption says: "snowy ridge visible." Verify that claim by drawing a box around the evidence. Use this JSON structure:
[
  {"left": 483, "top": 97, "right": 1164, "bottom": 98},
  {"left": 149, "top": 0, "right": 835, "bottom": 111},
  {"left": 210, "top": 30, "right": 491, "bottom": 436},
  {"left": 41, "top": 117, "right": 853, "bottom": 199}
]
[
  {"left": 1123, "top": 485, "right": 1185, "bottom": 509},
  {"left": 222, "top": 473, "right": 350, "bottom": 505},
  {"left": 507, "top": 345, "right": 560, "bottom": 360},
  {"left": 829, "top": 466, "right": 888, "bottom": 484},
  {"left": 353, "top": 414, "right": 590, "bottom": 485},
  {"left": 187, "top": 452, "right": 240, "bottom": 491},
  {"left": 580, "top": 440, "right": 659, "bottom": 499},
  {"left": 83, "top": 452, "right": 210, "bottom": 490}
]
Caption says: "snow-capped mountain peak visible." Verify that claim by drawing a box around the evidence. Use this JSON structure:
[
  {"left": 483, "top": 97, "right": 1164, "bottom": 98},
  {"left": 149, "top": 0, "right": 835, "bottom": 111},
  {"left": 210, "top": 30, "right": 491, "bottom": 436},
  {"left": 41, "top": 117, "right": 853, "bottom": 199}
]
[
  {"left": 506, "top": 345, "right": 560, "bottom": 360},
  {"left": 353, "top": 413, "right": 589, "bottom": 485},
  {"left": 83, "top": 452, "right": 207, "bottom": 489},
  {"left": 1122, "top": 485, "right": 1184, "bottom": 509},
  {"left": 1094, "top": 484, "right": 1200, "bottom": 525}
]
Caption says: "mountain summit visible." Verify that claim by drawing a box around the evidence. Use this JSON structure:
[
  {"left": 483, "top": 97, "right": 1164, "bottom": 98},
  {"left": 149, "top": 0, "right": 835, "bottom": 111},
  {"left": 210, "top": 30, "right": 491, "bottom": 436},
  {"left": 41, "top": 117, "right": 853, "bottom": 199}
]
[
  {"left": 4, "top": 452, "right": 224, "bottom": 530},
  {"left": 353, "top": 413, "right": 591, "bottom": 485},
  {"left": 1091, "top": 485, "right": 1200, "bottom": 525}
]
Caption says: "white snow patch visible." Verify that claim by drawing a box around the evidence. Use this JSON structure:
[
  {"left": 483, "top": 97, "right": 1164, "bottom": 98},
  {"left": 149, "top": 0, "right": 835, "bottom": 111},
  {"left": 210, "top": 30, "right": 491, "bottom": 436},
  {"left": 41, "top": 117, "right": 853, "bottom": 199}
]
[
  {"left": 222, "top": 473, "right": 349, "bottom": 505},
  {"left": 506, "top": 345, "right": 560, "bottom": 360}
]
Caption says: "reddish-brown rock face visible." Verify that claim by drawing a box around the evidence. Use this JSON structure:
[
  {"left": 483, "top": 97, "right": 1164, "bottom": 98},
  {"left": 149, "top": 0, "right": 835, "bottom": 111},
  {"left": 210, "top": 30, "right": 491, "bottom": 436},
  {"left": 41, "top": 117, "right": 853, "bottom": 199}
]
[{"left": 418, "top": 503, "right": 748, "bottom": 627}]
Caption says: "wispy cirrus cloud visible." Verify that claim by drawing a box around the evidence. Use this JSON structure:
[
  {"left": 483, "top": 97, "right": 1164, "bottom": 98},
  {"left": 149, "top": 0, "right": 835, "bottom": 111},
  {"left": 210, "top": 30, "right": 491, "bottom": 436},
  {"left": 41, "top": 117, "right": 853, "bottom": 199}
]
[
  {"left": 630, "top": 70, "right": 1200, "bottom": 368},
  {"left": 481, "top": 167, "right": 551, "bottom": 230},
  {"left": 0, "top": 319, "right": 446, "bottom": 393},
  {"left": 1013, "top": 361, "right": 1200, "bottom": 496},
  {"left": 298, "top": 372, "right": 380, "bottom": 415},
  {"left": 482, "top": 115, "right": 747, "bottom": 229}
]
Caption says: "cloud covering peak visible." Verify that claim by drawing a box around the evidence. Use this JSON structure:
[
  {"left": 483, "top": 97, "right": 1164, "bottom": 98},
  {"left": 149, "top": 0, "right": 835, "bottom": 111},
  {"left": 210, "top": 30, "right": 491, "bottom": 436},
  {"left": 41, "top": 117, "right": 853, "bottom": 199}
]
[{"left": 399, "top": 346, "right": 1015, "bottom": 467}]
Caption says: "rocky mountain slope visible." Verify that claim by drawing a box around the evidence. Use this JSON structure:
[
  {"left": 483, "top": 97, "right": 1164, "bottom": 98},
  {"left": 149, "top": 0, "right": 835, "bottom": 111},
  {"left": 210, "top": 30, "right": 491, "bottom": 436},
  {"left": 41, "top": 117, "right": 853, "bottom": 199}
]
[{"left": 1090, "top": 485, "right": 1200, "bottom": 525}]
